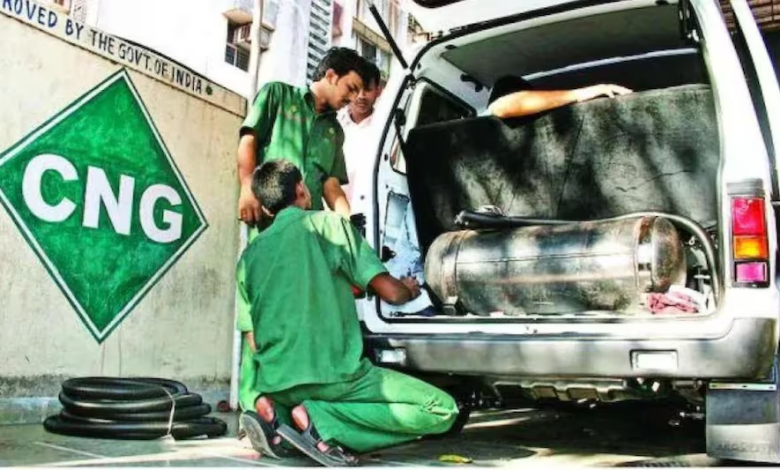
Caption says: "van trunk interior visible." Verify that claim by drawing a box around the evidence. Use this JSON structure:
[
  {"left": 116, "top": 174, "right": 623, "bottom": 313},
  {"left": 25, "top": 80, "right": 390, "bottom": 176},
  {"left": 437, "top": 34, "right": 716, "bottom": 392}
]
[
  {"left": 403, "top": 85, "right": 719, "bottom": 319},
  {"left": 406, "top": 85, "right": 719, "bottom": 248},
  {"left": 382, "top": 3, "right": 722, "bottom": 320}
]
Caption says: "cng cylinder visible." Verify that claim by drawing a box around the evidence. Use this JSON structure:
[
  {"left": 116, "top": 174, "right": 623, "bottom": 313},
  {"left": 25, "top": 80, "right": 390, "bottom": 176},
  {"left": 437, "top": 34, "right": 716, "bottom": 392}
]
[{"left": 424, "top": 216, "right": 686, "bottom": 315}]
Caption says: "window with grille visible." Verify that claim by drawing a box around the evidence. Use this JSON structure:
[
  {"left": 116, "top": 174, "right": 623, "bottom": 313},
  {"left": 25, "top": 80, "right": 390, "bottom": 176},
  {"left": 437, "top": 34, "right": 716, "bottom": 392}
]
[
  {"left": 225, "top": 44, "right": 250, "bottom": 71},
  {"left": 306, "top": 0, "right": 334, "bottom": 83},
  {"left": 359, "top": 38, "right": 378, "bottom": 62},
  {"left": 225, "top": 21, "right": 250, "bottom": 72},
  {"left": 357, "top": 36, "right": 391, "bottom": 78}
]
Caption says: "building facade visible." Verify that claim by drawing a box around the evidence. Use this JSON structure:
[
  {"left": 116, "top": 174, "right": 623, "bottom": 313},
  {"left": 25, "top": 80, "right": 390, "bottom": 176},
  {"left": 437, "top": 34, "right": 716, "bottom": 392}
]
[
  {"left": 46, "top": 0, "right": 416, "bottom": 97},
  {"left": 332, "top": 0, "right": 409, "bottom": 81},
  {"left": 306, "top": 0, "right": 334, "bottom": 82},
  {"left": 46, "top": 0, "right": 276, "bottom": 96}
]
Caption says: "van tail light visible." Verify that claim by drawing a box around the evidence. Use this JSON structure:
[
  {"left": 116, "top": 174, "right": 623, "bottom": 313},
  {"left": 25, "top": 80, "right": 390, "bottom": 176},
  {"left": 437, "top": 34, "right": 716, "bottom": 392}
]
[{"left": 732, "top": 197, "right": 769, "bottom": 286}]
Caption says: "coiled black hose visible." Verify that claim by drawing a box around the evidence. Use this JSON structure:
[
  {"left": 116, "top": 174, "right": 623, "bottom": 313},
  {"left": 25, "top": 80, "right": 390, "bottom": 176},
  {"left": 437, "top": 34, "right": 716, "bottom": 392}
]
[{"left": 43, "top": 377, "right": 227, "bottom": 440}]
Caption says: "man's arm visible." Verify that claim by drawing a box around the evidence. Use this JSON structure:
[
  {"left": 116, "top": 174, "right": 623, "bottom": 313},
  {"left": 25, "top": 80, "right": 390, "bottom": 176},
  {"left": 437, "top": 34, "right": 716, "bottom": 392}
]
[
  {"left": 369, "top": 273, "right": 421, "bottom": 305},
  {"left": 323, "top": 176, "right": 351, "bottom": 219},
  {"left": 237, "top": 83, "right": 280, "bottom": 224},
  {"left": 244, "top": 331, "right": 257, "bottom": 352},
  {"left": 488, "top": 84, "right": 632, "bottom": 119},
  {"left": 238, "top": 134, "right": 262, "bottom": 224},
  {"left": 332, "top": 216, "right": 420, "bottom": 304},
  {"left": 236, "top": 260, "right": 257, "bottom": 350}
]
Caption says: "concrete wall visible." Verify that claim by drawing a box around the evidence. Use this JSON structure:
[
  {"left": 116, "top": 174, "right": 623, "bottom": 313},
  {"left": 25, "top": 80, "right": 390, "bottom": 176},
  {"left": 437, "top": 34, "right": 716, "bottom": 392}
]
[{"left": 0, "top": 1, "right": 244, "bottom": 423}]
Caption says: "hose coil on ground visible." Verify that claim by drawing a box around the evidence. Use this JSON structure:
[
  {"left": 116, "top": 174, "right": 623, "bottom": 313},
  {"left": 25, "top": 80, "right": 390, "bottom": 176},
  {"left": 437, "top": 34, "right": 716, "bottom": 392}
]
[{"left": 43, "top": 377, "right": 227, "bottom": 440}]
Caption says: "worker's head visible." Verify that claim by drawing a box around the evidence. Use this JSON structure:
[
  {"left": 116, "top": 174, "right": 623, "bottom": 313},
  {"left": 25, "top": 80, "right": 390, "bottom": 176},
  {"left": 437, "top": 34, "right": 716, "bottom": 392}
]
[
  {"left": 252, "top": 160, "right": 311, "bottom": 217},
  {"left": 313, "top": 47, "right": 371, "bottom": 111},
  {"left": 349, "top": 60, "right": 383, "bottom": 117},
  {"left": 488, "top": 75, "right": 535, "bottom": 105}
]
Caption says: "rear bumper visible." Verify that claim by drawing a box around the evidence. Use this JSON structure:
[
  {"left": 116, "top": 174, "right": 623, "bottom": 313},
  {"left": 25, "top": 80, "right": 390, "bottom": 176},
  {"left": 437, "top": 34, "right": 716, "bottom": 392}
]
[{"left": 364, "top": 318, "right": 777, "bottom": 379}]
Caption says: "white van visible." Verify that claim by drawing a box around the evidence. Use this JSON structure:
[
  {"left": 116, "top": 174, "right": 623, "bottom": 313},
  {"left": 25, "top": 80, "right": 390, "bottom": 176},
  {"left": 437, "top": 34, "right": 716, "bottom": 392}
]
[{"left": 354, "top": 0, "right": 780, "bottom": 463}]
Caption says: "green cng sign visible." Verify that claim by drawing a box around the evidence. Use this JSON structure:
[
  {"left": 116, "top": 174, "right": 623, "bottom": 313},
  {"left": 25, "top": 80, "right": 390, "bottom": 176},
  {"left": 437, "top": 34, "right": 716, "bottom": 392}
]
[{"left": 0, "top": 70, "right": 207, "bottom": 342}]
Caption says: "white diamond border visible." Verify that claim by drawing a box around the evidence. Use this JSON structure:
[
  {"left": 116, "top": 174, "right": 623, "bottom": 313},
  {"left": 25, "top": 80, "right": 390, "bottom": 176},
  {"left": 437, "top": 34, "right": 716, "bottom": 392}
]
[{"left": 0, "top": 69, "right": 208, "bottom": 342}]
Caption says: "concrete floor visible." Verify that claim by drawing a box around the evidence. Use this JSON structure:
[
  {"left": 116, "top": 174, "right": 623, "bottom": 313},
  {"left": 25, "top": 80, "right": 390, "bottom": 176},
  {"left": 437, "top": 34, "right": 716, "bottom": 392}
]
[{"left": 0, "top": 404, "right": 732, "bottom": 467}]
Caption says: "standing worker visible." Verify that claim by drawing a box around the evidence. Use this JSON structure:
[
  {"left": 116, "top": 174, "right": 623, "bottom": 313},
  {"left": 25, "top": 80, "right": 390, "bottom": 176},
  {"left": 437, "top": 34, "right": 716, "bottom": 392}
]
[{"left": 235, "top": 48, "right": 373, "bottom": 414}]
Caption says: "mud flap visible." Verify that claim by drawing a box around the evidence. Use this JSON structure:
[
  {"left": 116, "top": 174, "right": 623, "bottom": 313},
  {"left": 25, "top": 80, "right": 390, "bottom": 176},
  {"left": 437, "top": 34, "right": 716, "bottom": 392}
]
[{"left": 706, "top": 358, "right": 780, "bottom": 463}]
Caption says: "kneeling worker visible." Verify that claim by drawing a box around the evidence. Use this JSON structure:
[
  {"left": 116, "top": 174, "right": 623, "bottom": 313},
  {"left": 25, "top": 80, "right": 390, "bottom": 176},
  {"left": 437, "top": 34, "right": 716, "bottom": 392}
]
[{"left": 236, "top": 160, "right": 458, "bottom": 466}]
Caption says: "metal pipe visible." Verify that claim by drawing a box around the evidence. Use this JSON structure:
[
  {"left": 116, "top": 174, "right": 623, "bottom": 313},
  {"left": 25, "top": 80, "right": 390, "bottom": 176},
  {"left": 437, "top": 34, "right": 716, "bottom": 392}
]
[
  {"left": 229, "top": 223, "right": 249, "bottom": 411},
  {"left": 248, "top": 0, "right": 265, "bottom": 97},
  {"left": 231, "top": 0, "right": 264, "bottom": 413}
]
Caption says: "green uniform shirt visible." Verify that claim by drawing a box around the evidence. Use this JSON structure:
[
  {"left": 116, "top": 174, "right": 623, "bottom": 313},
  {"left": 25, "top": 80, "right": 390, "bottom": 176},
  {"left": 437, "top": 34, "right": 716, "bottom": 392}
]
[
  {"left": 241, "top": 82, "right": 348, "bottom": 210},
  {"left": 236, "top": 207, "right": 387, "bottom": 393}
]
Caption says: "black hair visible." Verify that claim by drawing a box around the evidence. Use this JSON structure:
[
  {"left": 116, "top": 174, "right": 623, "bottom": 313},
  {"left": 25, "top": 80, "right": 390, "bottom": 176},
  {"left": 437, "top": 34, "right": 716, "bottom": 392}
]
[
  {"left": 313, "top": 47, "right": 372, "bottom": 86},
  {"left": 252, "top": 160, "right": 303, "bottom": 215},
  {"left": 363, "top": 60, "right": 381, "bottom": 89},
  {"left": 488, "top": 75, "right": 535, "bottom": 105}
]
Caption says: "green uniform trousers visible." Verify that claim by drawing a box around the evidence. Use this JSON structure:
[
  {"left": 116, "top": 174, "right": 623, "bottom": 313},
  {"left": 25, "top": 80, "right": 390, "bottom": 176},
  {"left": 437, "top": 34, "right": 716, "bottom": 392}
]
[
  {"left": 266, "top": 364, "right": 458, "bottom": 453},
  {"left": 238, "top": 226, "right": 262, "bottom": 413},
  {"left": 239, "top": 340, "right": 261, "bottom": 412}
]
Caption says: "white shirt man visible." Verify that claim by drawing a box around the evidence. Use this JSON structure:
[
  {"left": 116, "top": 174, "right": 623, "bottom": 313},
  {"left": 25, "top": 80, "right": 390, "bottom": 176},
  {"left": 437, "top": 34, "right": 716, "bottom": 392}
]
[
  {"left": 339, "top": 72, "right": 437, "bottom": 316},
  {"left": 337, "top": 106, "right": 380, "bottom": 208}
]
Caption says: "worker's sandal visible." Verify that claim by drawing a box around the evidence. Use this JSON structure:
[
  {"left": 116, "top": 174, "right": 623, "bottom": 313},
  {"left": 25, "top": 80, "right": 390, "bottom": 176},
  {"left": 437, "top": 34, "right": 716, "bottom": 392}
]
[
  {"left": 239, "top": 397, "right": 293, "bottom": 459},
  {"left": 276, "top": 405, "right": 359, "bottom": 467}
]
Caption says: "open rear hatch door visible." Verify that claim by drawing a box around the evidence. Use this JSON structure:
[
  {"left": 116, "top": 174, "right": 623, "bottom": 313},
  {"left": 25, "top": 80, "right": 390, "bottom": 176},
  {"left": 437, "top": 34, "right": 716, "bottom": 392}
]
[
  {"left": 403, "top": 0, "right": 580, "bottom": 35},
  {"left": 726, "top": 0, "right": 780, "bottom": 199}
]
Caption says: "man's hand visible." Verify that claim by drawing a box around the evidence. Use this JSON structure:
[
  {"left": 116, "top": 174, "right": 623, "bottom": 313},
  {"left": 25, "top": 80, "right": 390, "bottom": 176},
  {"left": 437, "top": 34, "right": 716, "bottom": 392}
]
[
  {"left": 323, "top": 177, "right": 351, "bottom": 219},
  {"left": 369, "top": 273, "right": 420, "bottom": 305},
  {"left": 238, "top": 184, "right": 262, "bottom": 225},
  {"left": 244, "top": 331, "right": 257, "bottom": 353},
  {"left": 401, "top": 276, "right": 421, "bottom": 299},
  {"left": 573, "top": 84, "right": 632, "bottom": 103},
  {"left": 237, "top": 134, "right": 260, "bottom": 224}
]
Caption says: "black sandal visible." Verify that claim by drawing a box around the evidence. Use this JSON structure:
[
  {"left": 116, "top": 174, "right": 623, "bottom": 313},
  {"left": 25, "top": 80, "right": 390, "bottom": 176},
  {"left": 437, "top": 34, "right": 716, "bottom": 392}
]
[
  {"left": 277, "top": 423, "right": 359, "bottom": 467},
  {"left": 239, "top": 411, "right": 294, "bottom": 459}
]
